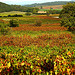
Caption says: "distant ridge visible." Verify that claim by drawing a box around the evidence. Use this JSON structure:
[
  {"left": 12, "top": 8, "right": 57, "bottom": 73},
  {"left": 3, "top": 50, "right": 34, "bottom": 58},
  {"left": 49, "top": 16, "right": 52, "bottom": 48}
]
[
  {"left": 24, "top": 1, "right": 74, "bottom": 7},
  {"left": 0, "top": 2, "right": 38, "bottom": 13}
]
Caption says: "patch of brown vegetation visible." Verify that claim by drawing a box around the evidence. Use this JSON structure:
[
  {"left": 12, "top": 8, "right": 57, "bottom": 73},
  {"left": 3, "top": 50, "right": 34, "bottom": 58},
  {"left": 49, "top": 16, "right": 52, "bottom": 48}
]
[{"left": 40, "top": 5, "right": 63, "bottom": 9}]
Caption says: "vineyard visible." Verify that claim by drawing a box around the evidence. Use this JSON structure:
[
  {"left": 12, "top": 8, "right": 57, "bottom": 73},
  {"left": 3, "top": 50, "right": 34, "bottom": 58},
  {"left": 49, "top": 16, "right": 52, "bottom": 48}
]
[{"left": 0, "top": 14, "right": 75, "bottom": 75}]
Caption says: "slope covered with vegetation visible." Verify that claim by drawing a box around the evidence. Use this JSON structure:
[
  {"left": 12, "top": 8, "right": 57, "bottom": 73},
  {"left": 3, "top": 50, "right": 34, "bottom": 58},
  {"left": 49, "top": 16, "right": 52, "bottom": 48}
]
[
  {"left": 24, "top": 1, "right": 74, "bottom": 7},
  {"left": 0, "top": 2, "right": 39, "bottom": 13}
]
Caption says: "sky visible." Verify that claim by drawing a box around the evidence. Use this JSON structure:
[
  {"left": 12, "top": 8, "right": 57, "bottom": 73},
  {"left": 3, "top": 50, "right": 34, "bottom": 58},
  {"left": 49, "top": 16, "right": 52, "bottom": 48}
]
[{"left": 0, "top": 0, "right": 72, "bottom": 5}]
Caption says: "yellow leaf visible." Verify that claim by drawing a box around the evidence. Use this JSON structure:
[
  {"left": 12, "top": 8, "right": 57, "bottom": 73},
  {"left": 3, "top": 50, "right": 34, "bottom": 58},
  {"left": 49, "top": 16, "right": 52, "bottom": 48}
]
[
  {"left": 67, "top": 69, "right": 70, "bottom": 73},
  {"left": 30, "top": 65, "right": 33, "bottom": 69},
  {"left": 7, "top": 62, "right": 11, "bottom": 68},
  {"left": 21, "top": 62, "right": 25, "bottom": 66},
  {"left": 0, "top": 69, "right": 2, "bottom": 72},
  {"left": 67, "top": 51, "right": 71, "bottom": 57}
]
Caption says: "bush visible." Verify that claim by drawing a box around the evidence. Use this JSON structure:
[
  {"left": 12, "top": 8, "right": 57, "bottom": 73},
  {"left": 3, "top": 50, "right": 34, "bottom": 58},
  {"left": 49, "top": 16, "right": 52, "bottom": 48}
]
[
  {"left": 0, "top": 23, "right": 10, "bottom": 35},
  {"left": 60, "top": 17, "right": 75, "bottom": 31},
  {"left": 34, "top": 20, "right": 42, "bottom": 26},
  {"left": 13, "top": 14, "right": 23, "bottom": 17},
  {"left": 0, "top": 16, "right": 2, "bottom": 17},
  {"left": 8, "top": 14, "right": 23, "bottom": 17},
  {"left": 9, "top": 19, "right": 19, "bottom": 27},
  {"left": 0, "top": 27, "right": 10, "bottom": 35},
  {"left": 8, "top": 15, "right": 11, "bottom": 17},
  {"left": 59, "top": 3, "right": 75, "bottom": 31},
  {"left": 25, "top": 12, "right": 31, "bottom": 16}
]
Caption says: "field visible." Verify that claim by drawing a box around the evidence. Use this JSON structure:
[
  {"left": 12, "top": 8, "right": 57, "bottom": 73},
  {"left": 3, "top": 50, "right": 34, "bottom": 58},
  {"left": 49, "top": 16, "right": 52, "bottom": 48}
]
[
  {"left": 38, "top": 5, "right": 63, "bottom": 11},
  {"left": 42, "top": 5, "right": 63, "bottom": 9},
  {"left": 0, "top": 12, "right": 75, "bottom": 75},
  {"left": 39, "top": 9, "right": 62, "bottom": 11}
]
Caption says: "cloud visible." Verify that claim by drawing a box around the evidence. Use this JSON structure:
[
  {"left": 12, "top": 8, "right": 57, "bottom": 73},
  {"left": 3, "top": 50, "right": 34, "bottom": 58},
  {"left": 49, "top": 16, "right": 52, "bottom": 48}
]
[
  {"left": 0, "top": 0, "right": 71, "bottom": 5},
  {"left": 0, "top": 0, "right": 46, "bottom": 5},
  {"left": 0, "top": 0, "right": 43, "bottom": 4}
]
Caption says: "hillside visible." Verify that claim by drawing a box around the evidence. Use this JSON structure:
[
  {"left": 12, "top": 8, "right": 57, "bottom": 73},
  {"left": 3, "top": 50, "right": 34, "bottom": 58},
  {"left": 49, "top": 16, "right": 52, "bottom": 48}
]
[
  {"left": 0, "top": 2, "right": 39, "bottom": 13},
  {"left": 39, "top": 5, "right": 63, "bottom": 9},
  {"left": 24, "top": 1, "right": 74, "bottom": 7}
]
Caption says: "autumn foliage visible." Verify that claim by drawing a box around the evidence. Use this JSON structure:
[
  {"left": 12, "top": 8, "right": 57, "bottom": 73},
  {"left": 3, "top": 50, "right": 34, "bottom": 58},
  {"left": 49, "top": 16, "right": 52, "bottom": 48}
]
[
  {"left": 0, "top": 12, "right": 75, "bottom": 74},
  {"left": 0, "top": 33, "right": 74, "bottom": 48},
  {"left": 12, "top": 23, "right": 67, "bottom": 31}
]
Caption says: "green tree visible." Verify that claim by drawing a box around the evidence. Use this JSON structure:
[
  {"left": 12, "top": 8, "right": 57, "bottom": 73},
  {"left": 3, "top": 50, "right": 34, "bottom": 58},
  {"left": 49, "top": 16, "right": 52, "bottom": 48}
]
[
  {"left": 32, "top": 9, "right": 37, "bottom": 14},
  {"left": 32, "top": 8, "right": 39, "bottom": 14},
  {"left": 46, "top": 9, "right": 55, "bottom": 16},
  {"left": 40, "top": 6, "right": 43, "bottom": 9},
  {"left": 59, "top": 3, "right": 75, "bottom": 31}
]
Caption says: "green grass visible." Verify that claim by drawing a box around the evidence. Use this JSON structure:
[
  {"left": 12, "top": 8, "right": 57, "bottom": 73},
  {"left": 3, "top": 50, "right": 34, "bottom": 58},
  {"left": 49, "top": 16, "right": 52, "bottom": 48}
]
[
  {"left": 39, "top": 9, "right": 50, "bottom": 11},
  {"left": 51, "top": 9, "right": 62, "bottom": 10}
]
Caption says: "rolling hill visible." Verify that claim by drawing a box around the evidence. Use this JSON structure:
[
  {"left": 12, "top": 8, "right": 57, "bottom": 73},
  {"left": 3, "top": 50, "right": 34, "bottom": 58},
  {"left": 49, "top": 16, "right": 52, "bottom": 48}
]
[
  {"left": 39, "top": 5, "right": 63, "bottom": 10},
  {"left": 0, "top": 2, "right": 38, "bottom": 13},
  {"left": 24, "top": 1, "right": 74, "bottom": 7}
]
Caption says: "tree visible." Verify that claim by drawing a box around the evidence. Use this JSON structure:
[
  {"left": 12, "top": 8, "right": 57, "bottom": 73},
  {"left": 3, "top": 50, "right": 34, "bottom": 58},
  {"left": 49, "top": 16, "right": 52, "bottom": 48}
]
[
  {"left": 50, "top": 7, "right": 53, "bottom": 10},
  {"left": 40, "top": 6, "right": 43, "bottom": 9},
  {"left": 32, "top": 9, "right": 37, "bottom": 14},
  {"left": 32, "top": 8, "right": 39, "bottom": 14},
  {"left": 59, "top": 3, "right": 75, "bottom": 31}
]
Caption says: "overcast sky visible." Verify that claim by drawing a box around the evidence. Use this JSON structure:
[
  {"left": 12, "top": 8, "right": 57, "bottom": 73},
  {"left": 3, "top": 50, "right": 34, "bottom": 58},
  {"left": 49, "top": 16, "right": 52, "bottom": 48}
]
[{"left": 0, "top": 0, "right": 72, "bottom": 5}]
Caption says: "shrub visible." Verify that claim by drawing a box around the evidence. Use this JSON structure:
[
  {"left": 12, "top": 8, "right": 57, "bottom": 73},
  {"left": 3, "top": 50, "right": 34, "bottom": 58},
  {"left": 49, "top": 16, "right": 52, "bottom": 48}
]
[
  {"left": 8, "top": 14, "right": 23, "bottom": 17},
  {"left": 0, "top": 27, "right": 10, "bottom": 35},
  {"left": 0, "top": 16, "right": 2, "bottom": 17},
  {"left": 32, "top": 9, "right": 38, "bottom": 14},
  {"left": 59, "top": 3, "right": 75, "bottom": 31},
  {"left": 34, "top": 20, "right": 42, "bottom": 26},
  {"left": 0, "top": 23, "right": 10, "bottom": 35},
  {"left": 9, "top": 19, "right": 19, "bottom": 27},
  {"left": 8, "top": 15, "right": 11, "bottom": 17},
  {"left": 46, "top": 10, "right": 50, "bottom": 16},
  {"left": 25, "top": 12, "right": 31, "bottom": 16}
]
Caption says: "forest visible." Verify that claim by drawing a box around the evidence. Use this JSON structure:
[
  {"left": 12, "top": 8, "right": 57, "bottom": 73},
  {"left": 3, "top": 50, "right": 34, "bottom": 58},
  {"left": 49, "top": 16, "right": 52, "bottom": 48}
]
[{"left": 0, "top": 2, "right": 39, "bottom": 13}]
